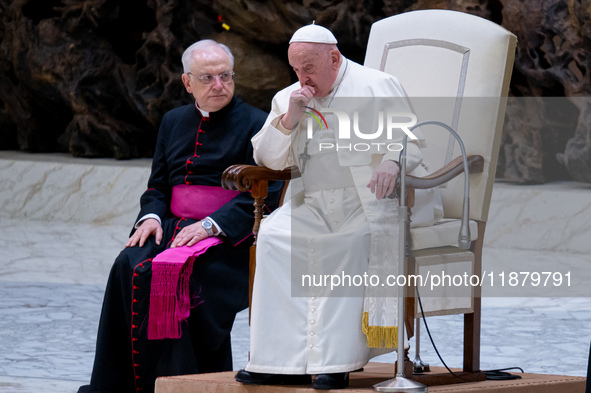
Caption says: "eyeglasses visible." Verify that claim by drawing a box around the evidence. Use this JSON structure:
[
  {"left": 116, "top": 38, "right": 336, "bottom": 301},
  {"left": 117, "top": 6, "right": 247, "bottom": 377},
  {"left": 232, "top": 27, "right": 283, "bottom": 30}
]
[{"left": 187, "top": 71, "right": 235, "bottom": 85}]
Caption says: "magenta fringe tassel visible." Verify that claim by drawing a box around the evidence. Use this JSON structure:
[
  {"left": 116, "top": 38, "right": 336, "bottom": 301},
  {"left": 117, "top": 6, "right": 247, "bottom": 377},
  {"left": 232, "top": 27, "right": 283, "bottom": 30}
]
[{"left": 148, "top": 237, "right": 222, "bottom": 340}]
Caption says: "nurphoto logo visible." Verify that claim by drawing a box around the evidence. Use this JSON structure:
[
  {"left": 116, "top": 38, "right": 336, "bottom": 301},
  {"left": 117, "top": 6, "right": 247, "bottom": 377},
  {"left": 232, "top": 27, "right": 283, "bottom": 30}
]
[
  {"left": 305, "top": 109, "right": 419, "bottom": 152},
  {"left": 302, "top": 106, "right": 328, "bottom": 130}
]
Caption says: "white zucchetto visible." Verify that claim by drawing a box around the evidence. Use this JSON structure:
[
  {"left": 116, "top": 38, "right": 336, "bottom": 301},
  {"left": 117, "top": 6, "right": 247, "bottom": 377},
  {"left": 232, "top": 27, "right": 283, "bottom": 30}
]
[{"left": 289, "top": 23, "right": 338, "bottom": 45}]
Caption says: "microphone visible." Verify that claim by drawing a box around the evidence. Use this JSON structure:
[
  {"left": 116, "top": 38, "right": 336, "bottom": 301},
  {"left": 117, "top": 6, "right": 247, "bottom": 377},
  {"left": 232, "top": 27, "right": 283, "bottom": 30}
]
[
  {"left": 400, "top": 121, "right": 472, "bottom": 250},
  {"left": 458, "top": 196, "right": 471, "bottom": 249}
]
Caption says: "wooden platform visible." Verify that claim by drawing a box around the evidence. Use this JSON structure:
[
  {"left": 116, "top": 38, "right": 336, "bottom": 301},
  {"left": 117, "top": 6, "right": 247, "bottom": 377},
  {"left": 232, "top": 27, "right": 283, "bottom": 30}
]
[{"left": 155, "top": 362, "right": 586, "bottom": 393}]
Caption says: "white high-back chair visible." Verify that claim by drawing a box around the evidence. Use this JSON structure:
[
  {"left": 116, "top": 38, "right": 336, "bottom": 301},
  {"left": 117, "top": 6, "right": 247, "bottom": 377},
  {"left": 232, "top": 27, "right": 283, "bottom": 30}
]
[
  {"left": 222, "top": 9, "right": 517, "bottom": 382},
  {"left": 364, "top": 10, "right": 516, "bottom": 374}
]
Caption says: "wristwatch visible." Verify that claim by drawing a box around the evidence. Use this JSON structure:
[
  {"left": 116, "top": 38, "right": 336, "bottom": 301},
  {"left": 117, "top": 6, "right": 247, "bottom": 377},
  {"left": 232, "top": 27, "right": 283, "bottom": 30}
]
[{"left": 201, "top": 218, "right": 215, "bottom": 237}]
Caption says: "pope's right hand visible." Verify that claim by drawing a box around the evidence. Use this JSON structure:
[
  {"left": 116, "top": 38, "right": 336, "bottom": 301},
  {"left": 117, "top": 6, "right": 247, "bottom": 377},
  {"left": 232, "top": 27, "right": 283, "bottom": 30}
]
[
  {"left": 126, "top": 218, "right": 163, "bottom": 248},
  {"left": 280, "top": 85, "right": 315, "bottom": 130}
]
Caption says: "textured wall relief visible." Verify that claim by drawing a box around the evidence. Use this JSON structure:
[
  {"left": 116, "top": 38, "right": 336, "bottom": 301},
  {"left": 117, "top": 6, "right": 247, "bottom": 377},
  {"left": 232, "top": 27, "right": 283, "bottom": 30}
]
[{"left": 0, "top": 0, "right": 589, "bottom": 183}]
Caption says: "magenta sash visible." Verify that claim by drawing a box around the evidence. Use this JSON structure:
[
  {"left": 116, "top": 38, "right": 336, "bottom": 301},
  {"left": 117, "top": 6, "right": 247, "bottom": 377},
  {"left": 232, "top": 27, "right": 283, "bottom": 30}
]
[
  {"left": 148, "top": 184, "right": 240, "bottom": 340},
  {"left": 170, "top": 184, "right": 240, "bottom": 220}
]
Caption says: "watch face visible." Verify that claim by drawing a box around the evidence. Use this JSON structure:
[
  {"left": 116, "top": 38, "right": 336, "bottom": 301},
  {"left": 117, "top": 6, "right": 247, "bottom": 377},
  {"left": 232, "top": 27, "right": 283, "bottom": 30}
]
[{"left": 202, "top": 220, "right": 213, "bottom": 235}]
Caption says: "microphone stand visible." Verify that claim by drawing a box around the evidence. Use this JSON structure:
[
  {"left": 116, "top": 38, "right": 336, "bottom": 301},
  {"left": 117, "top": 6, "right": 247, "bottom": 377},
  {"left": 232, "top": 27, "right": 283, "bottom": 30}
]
[
  {"left": 374, "top": 121, "right": 471, "bottom": 392},
  {"left": 374, "top": 133, "right": 427, "bottom": 392}
]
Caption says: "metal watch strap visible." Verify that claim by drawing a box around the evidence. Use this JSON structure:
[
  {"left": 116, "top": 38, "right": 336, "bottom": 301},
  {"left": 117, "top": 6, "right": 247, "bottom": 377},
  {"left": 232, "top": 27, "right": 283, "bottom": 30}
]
[{"left": 201, "top": 219, "right": 214, "bottom": 236}]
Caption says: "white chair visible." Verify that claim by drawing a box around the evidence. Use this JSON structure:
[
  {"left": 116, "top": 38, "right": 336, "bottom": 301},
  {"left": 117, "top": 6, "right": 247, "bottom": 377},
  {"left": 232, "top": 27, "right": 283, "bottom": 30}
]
[{"left": 364, "top": 9, "right": 516, "bottom": 376}]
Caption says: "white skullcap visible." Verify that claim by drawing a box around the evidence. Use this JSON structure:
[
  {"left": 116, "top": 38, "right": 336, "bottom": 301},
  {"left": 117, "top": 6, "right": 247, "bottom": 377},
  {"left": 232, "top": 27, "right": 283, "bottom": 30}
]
[{"left": 289, "top": 23, "right": 337, "bottom": 45}]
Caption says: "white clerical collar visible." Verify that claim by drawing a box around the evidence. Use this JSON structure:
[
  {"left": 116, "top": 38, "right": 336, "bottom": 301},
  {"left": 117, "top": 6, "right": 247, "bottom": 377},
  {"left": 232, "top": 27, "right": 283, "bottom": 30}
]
[{"left": 195, "top": 103, "right": 209, "bottom": 118}]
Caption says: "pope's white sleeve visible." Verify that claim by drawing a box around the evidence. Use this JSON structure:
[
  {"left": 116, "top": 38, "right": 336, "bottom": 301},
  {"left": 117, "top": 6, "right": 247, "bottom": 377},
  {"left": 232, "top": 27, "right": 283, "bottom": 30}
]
[
  {"left": 383, "top": 140, "right": 422, "bottom": 173},
  {"left": 251, "top": 116, "right": 294, "bottom": 170}
]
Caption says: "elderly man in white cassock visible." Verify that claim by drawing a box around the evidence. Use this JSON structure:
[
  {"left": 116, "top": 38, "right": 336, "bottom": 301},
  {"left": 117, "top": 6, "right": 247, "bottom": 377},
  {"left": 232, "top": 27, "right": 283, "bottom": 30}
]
[{"left": 235, "top": 24, "right": 443, "bottom": 390}]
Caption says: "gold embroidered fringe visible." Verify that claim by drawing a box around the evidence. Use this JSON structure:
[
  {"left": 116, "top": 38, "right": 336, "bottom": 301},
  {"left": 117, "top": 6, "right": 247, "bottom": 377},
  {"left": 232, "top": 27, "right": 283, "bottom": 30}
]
[{"left": 362, "top": 311, "right": 398, "bottom": 348}]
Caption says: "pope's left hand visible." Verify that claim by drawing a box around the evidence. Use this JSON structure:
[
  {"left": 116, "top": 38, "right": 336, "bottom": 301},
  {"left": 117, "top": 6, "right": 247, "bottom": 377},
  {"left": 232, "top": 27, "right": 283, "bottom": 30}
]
[
  {"left": 170, "top": 222, "right": 209, "bottom": 248},
  {"left": 367, "top": 160, "right": 399, "bottom": 200}
]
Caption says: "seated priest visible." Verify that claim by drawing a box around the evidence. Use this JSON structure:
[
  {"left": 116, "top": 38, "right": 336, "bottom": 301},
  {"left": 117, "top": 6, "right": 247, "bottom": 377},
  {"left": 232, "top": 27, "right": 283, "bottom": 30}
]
[
  {"left": 235, "top": 24, "right": 443, "bottom": 390},
  {"left": 79, "top": 39, "right": 282, "bottom": 393}
]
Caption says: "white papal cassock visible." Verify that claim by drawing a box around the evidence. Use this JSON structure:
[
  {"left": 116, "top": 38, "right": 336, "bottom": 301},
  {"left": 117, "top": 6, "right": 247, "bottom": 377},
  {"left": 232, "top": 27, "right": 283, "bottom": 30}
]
[{"left": 246, "top": 57, "right": 443, "bottom": 375}]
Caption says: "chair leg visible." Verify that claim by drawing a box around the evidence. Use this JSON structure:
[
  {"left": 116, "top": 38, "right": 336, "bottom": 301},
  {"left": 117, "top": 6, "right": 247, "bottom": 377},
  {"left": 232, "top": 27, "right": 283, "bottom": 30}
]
[
  {"left": 413, "top": 318, "right": 430, "bottom": 373},
  {"left": 463, "top": 297, "right": 481, "bottom": 372},
  {"left": 464, "top": 222, "right": 485, "bottom": 372}
]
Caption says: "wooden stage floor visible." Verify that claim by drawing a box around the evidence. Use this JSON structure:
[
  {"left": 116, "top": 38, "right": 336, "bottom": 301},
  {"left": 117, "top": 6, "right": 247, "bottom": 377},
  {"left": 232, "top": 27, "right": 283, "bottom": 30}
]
[{"left": 156, "top": 362, "right": 586, "bottom": 393}]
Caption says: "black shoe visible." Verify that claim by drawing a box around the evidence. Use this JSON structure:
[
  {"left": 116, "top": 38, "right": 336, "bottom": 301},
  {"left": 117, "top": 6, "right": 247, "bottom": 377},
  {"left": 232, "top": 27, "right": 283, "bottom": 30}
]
[
  {"left": 313, "top": 372, "right": 350, "bottom": 390},
  {"left": 235, "top": 369, "right": 311, "bottom": 385},
  {"left": 77, "top": 385, "right": 90, "bottom": 393}
]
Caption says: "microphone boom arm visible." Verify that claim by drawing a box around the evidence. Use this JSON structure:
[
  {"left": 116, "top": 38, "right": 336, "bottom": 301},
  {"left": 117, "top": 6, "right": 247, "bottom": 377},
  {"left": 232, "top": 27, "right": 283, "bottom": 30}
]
[{"left": 402, "top": 121, "right": 472, "bottom": 249}]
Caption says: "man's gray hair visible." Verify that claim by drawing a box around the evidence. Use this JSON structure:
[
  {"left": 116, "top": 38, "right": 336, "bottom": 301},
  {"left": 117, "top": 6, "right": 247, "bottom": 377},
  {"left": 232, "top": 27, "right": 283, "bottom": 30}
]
[{"left": 181, "top": 40, "right": 234, "bottom": 72}]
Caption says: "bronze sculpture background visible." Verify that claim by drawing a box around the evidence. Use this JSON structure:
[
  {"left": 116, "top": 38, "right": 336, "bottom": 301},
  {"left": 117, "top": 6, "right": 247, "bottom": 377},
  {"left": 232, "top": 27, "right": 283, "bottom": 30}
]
[{"left": 0, "top": 0, "right": 589, "bottom": 183}]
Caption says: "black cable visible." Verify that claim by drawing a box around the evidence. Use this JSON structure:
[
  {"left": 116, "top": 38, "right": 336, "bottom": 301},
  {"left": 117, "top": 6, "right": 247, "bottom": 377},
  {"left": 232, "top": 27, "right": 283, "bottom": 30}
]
[
  {"left": 484, "top": 367, "right": 523, "bottom": 380},
  {"left": 416, "top": 287, "right": 524, "bottom": 381},
  {"left": 415, "top": 286, "right": 471, "bottom": 381}
]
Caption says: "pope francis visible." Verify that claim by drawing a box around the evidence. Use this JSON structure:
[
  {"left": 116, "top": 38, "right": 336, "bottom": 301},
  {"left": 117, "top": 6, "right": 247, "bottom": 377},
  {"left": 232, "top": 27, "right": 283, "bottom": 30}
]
[{"left": 235, "top": 24, "right": 443, "bottom": 390}]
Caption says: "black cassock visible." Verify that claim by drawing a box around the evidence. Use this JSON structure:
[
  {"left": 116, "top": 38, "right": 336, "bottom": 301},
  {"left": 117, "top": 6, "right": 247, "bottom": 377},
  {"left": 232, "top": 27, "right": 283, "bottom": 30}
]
[{"left": 86, "top": 97, "right": 282, "bottom": 393}]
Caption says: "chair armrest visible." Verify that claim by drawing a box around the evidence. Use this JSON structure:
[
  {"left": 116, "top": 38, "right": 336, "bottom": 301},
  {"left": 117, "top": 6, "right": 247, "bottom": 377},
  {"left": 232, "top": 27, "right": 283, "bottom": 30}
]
[
  {"left": 221, "top": 165, "right": 298, "bottom": 192},
  {"left": 222, "top": 164, "right": 299, "bottom": 242},
  {"left": 405, "top": 154, "right": 484, "bottom": 190}
]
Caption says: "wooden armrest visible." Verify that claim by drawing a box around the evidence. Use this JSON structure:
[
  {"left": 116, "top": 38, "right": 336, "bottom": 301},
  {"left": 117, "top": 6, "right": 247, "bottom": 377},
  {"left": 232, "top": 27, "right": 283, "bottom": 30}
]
[
  {"left": 222, "top": 164, "right": 299, "bottom": 243},
  {"left": 222, "top": 164, "right": 299, "bottom": 192},
  {"left": 405, "top": 154, "right": 484, "bottom": 190}
]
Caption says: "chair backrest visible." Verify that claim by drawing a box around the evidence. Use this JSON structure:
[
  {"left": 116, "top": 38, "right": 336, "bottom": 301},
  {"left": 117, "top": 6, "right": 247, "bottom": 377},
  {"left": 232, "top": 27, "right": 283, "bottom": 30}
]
[{"left": 364, "top": 10, "right": 516, "bottom": 222}]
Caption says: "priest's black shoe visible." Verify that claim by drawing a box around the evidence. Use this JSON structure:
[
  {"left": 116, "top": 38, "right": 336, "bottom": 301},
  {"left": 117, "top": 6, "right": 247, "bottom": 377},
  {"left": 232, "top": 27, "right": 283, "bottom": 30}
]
[
  {"left": 312, "top": 372, "right": 350, "bottom": 390},
  {"left": 235, "top": 369, "right": 311, "bottom": 385}
]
